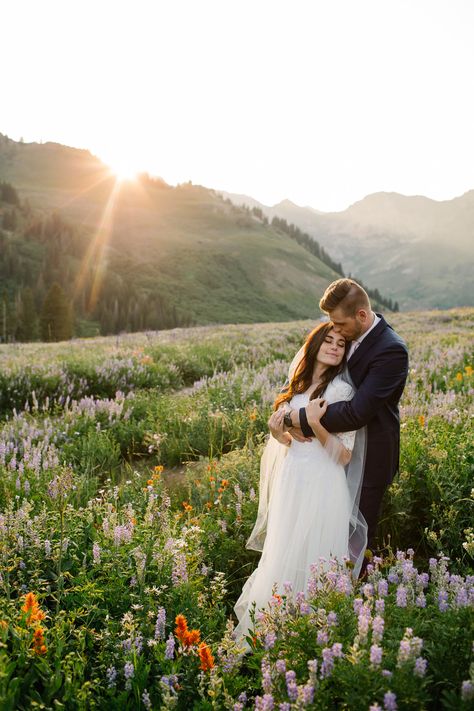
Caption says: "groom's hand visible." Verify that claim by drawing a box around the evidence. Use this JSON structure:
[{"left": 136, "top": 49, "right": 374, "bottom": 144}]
[{"left": 287, "top": 410, "right": 312, "bottom": 442}]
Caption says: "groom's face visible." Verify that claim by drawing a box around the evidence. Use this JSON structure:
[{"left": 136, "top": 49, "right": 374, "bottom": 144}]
[{"left": 328, "top": 306, "right": 365, "bottom": 341}]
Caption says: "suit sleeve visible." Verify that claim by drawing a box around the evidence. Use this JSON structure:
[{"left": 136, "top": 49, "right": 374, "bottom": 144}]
[{"left": 321, "top": 346, "right": 408, "bottom": 433}]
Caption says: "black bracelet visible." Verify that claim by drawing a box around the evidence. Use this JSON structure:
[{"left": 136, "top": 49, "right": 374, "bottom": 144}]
[{"left": 299, "top": 407, "right": 315, "bottom": 437}]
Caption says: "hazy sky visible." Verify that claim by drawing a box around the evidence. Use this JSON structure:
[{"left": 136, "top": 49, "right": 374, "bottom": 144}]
[{"left": 2, "top": 0, "right": 474, "bottom": 211}]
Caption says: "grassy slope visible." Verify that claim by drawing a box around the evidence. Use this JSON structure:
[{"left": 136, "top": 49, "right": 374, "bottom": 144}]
[{"left": 0, "top": 136, "right": 340, "bottom": 325}]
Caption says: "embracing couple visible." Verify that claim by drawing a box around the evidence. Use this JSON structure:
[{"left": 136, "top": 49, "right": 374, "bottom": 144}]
[{"left": 234, "top": 278, "right": 409, "bottom": 642}]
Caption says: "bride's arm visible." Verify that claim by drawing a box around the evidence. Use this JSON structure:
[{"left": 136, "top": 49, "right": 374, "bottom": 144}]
[{"left": 305, "top": 398, "right": 352, "bottom": 466}]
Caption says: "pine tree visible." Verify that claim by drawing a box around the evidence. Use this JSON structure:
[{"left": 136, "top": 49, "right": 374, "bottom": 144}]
[
  {"left": 16, "top": 287, "right": 38, "bottom": 341},
  {"left": 40, "top": 283, "right": 73, "bottom": 341},
  {"left": 0, "top": 290, "right": 15, "bottom": 342}
]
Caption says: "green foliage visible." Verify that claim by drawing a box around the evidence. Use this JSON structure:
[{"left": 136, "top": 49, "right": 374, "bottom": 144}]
[{"left": 40, "top": 282, "right": 73, "bottom": 341}]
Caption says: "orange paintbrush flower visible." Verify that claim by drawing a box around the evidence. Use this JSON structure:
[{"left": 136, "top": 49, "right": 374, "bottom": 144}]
[
  {"left": 183, "top": 629, "right": 201, "bottom": 647},
  {"left": 174, "top": 614, "right": 188, "bottom": 643},
  {"left": 21, "top": 592, "right": 46, "bottom": 626},
  {"left": 32, "top": 626, "right": 47, "bottom": 655},
  {"left": 198, "top": 642, "right": 214, "bottom": 671}
]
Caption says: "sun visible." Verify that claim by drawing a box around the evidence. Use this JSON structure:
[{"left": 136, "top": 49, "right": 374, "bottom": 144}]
[{"left": 107, "top": 157, "right": 140, "bottom": 182}]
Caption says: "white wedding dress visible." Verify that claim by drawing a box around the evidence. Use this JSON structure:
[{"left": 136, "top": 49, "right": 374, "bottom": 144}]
[{"left": 234, "top": 374, "right": 366, "bottom": 643}]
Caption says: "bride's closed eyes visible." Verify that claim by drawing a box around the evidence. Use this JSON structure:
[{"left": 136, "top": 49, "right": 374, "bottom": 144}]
[{"left": 324, "top": 334, "right": 345, "bottom": 349}]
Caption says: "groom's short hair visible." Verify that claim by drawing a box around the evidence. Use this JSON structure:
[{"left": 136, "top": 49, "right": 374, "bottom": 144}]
[{"left": 320, "top": 278, "right": 371, "bottom": 316}]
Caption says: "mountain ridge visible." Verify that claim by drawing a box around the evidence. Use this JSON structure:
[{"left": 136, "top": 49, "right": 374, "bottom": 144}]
[{"left": 222, "top": 188, "right": 474, "bottom": 309}]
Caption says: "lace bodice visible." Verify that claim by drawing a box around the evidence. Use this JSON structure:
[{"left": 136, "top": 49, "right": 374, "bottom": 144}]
[{"left": 289, "top": 375, "right": 356, "bottom": 452}]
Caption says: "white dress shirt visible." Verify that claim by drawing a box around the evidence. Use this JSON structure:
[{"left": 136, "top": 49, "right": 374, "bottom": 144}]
[{"left": 347, "top": 313, "right": 381, "bottom": 359}]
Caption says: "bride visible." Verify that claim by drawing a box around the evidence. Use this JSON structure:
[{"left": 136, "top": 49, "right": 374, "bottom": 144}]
[{"left": 234, "top": 322, "right": 367, "bottom": 643}]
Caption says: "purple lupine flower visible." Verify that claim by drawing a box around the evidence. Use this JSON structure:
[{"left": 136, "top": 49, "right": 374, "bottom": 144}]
[
  {"left": 417, "top": 572, "right": 429, "bottom": 588},
  {"left": 402, "top": 560, "right": 415, "bottom": 582},
  {"left": 276, "top": 659, "right": 286, "bottom": 674},
  {"left": 124, "top": 661, "right": 134, "bottom": 690},
  {"left": 370, "top": 644, "right": 383, "bottom": 666},
  {"left": 262, "top": 668, "right": 272, "bottom": 694},
  {"left": 332, "top": 642, "right": 343, "bottom": 658},
  {"left": 461, "top": 680, "right": 474, "bottom": 700},
  {"left": 286, "top": 682, "right": 298, "bottom": 702},
  {"left": 233, "top": 703, "right": 244, "bottom": 711},
  {"left": 363, "top": 583, "right": 374, "bottom": 598},
  {"left": 375, "top": 598, "right": 385, "bottom": 614},
  {"left": 279, "top": 704, "right": 291, "bottom": 711},
  {"left": 238, "top": 692, "right": 247, "bottom": 705},
  {"left": 317, "top": 629, "right": 328, "bottom": 645},
  {"left": 398, "top": 639, "right": 411, "bottom": 663},
  {"left": 456, "top": 587, "right": 468, "bottom": 607},
  {"left": 358, "top": 612, "right": 370, "bottom": 641},
  {"left": 372, "top": 615, "right": 385, "bottom": 642},
  {"left": 378, "top": 579, "right": 388, "bottom": 597},
  {"left": 301, "top": 683, "right": 315, "bottom": 704},
  {"left": 264, "top": 631, "right": 276, "bottom": 650},
  {"left": 353, "top": 598, "right": 363, "bottom": 614},
  {"left": 438, "top": 590, "right": 449, "bottom": 612},
  {"left": 106, "top": 666, "right": 117, "bottom": 688},
  {"left": 283, "top": 581, "right": 293, "bottom": 594},
  {"left": 307, "top": 659, "right": 318, "bottom": 679},
  {"left": 387, "top": 571, "right": 399, "bottom": 584},
  {"left": 396, "top": 585, "right": 407, "bottom": 607},
  {"left": 300, "top": 601, "right": 311, "bottom": 615},
  {"left": 171, "top": 551, "right": 188, "bottom": 585},
  {"left": 383, "top": 691, "right": 397, "bottom": 710},
  {"left": 381, "top": 669, "right": 393, "bottom": 678},
  {"left": 320, "top": 647, "right": 334, "bottom": 678},
  {"left": 155, "top": 606, "right": 166, "bottom": 639},
  {"left": 414, "top": 657, "right": 427, "bottom": 677},
  {"left": 369, "top": 704, "right": 382, "bottom": 710},
  {"left": 327, "top": 611, "right": 338, "bottom": 626},
  {"left": 134, "top": 633, "right": 143, "bottom": 655},
  {"left": 92, "top": 542, "right": 101, "bottom": 564},
  {"left": 336, "top": 572, "right": 353, "bottom": 595},
  {"left": 285, "top": 671, "right": 298, "bottom": 701},
  {"left": 255, "top": 694, "right": 274, "bottom": 710},
  {"left": 142, "top": 689, "right": 152, "bottom": 709},
  {"left": 415, "top": 592, "right": 426, "bottom": 608},
  {"left": 165, "top": 633, "right": 175, "bottom": 659}
]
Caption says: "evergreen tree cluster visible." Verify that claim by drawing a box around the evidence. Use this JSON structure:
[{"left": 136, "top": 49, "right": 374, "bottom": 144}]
[
  {"left": 0, "top": 181, "right": 192, "bottom": 342},
  {"left": 268, "top": 214, "right": 345, "bottom": 277},
  {"left": 258, "top": 210, "right": 397, "bottom": 312}
]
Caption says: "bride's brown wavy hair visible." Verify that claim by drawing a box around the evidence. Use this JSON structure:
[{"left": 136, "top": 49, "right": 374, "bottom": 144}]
[{"left": 274, "top": 322, "right": 348, "bottom": 411}]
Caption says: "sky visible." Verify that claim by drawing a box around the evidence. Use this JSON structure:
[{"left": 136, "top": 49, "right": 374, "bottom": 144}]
[{"left": 2, "top": 0, "right": 474, "bottom": 211}]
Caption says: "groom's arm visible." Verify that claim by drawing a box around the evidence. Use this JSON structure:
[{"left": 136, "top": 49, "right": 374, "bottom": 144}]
[{"left": 320, "top": 347, "right": 409, "bottom": 433}]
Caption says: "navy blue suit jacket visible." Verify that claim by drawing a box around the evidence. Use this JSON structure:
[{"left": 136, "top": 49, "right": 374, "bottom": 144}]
[{"left": 321, "top": 315, "right": 409, "bottom": 488}]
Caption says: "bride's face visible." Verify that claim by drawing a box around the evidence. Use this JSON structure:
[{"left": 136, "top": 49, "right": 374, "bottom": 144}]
[{"left": 316, "top": 329, "right": 346, "bottom": 368}]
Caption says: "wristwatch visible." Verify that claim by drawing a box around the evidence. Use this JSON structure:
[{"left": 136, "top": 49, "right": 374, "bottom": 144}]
[{"left": 283, "top": 411, "right": 294, "bottom": 428}]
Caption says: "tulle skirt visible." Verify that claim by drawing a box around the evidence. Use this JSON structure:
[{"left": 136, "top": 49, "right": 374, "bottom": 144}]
[{"left": 234, "top": 439, "right": 352, "bottom": 643}]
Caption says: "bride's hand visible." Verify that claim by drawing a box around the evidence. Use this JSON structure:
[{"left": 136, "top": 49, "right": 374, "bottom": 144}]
[
  {"left": 306, "top": 398, "right": 328, "bottom": 427},
  {"left": 268, "top": 409, "right": 286, "bottom": 438}
]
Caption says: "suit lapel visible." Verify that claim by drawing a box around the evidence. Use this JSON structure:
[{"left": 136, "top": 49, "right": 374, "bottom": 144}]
[{"left": 348, "top": 314, "right": 387, "bottom": 372}]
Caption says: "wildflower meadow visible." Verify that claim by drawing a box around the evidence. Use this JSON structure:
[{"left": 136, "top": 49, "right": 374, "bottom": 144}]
[{"left": 0, "top": 309, "right": 472, "bottom": 710}]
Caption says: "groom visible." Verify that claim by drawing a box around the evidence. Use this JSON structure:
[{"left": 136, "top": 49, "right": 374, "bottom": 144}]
[{"left": 288, "top": 278, "right": 409, "bottom": 556}]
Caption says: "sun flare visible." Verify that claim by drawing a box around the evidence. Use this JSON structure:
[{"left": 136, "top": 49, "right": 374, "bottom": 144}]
[{"left": 107, "top": 157, "right": 140, "bottom": 182}]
